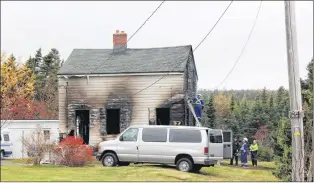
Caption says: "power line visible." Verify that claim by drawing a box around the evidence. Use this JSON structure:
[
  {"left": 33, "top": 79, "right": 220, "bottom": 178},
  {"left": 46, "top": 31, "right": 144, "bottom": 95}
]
[
  {"left": 89, "top": 0, "right": 166, "bottom": 74},
  {"left": 133, "top": 1, "right": 234, "bottom": 96},
  {"left": 213, "top": 1, "right": 262, "bottom": 90}
]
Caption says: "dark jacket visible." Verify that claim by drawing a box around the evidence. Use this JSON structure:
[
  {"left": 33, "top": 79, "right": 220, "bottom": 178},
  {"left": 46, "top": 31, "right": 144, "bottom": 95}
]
[{"left": 233, "top": 141, "right": 241, "bottom": 155}]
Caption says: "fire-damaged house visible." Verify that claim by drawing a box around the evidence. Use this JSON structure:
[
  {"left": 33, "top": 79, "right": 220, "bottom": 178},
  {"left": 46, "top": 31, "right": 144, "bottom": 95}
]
[{"left": 57, "top": 30, "right": 198, "bottom": 146}]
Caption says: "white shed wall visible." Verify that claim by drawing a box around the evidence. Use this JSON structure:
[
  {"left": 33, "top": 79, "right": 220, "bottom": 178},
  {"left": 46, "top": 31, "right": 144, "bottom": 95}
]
[{"left": 1, "top": 120, "right": 59, "bottom": 159}]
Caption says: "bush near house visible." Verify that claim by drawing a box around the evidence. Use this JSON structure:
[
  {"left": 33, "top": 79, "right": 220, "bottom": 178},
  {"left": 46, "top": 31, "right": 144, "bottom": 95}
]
[{"left": 53, "top": 136, "right": 93, "bottom": 167}]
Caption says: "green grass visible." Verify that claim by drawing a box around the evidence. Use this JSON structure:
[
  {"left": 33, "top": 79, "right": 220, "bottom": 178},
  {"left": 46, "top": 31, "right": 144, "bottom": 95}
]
[
  {"left": 221, "top": 160, "right": 278, "bottom": 169},
  {"left": 1, "top": 163, "right": 280, "bottom": 181},
  {"left": 7, "top": 158, "right": 33, "bottom": 164}
]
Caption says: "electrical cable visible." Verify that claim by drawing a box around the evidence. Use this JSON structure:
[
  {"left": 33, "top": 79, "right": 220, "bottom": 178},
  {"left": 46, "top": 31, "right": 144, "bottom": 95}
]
[
  {"left": 133, "top": 1, "right": 234, "bottom": 96},
  {"left": 89, "top": 0, "right": 166, "bottom": 74},
  {"left": 213, "top": 1, "right": 262, "bottom": 90}
]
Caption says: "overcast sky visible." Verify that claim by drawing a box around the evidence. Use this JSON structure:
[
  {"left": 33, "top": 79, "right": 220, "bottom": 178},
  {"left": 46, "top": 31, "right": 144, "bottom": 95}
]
[{"left": 1, "top": 1, "right": 313, "bottom": 90}]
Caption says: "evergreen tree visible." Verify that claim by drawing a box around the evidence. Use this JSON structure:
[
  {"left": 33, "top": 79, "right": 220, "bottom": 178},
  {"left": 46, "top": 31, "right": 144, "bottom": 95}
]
[
  {"left": 38, "top": 48, "right": 61, "bottom": 118},
  {"left": 205, "top": 95, "right": 216, "bottom": 128},
  {"left": 273, "top": 117, "right": 292, "bottom": 181},
  {"left": 261, "top": 87, "right": 268, "bottom": 106},
  {"left": 237, "top": 99, "right": 251, "bottom": 138},
  {"left": 26, "top": 56, "right": 36, "bottom": 74},
  {"left": 306, "top": 58, "right": 313, "bottom": 90},
  {"left": 230, "top": 95, "right": 235, "bottom": 112}
]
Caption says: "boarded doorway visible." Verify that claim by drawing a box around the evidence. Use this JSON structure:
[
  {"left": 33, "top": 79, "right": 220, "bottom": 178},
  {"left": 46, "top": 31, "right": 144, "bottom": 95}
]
[
  {"left": 75, "top": 110, "right": 90, "bottom": 144},
  {"left": 106, "top": 109, "right": 120, "bottom": 134},
  {"left": 156, "top": 108, "right": 170, "bottom": 125}
]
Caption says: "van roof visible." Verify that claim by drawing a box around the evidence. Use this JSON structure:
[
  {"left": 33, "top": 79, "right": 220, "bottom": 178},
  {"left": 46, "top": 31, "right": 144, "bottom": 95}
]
[{"left": 129, "top": 125, "right": 210, "bottom": 130}]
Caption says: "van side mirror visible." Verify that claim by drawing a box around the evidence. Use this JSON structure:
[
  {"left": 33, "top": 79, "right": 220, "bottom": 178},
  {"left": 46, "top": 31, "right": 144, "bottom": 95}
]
[{"left": 119, "top": 136, "right": 123, "bottom": 141}]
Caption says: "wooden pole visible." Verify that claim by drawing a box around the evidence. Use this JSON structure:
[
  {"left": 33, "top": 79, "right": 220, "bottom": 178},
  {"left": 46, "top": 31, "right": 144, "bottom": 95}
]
[
  {"left": 312, "top": 58, "right": 314, "bottom": 181},
  {"left": 284, "top": 1, "right": 305, "bottom": 181}
]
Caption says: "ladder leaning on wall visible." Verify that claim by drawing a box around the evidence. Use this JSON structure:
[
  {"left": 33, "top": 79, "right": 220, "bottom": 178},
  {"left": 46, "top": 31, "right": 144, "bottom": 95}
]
[{"left": 185, "top": 96, "right": 202, "bottom": 127}]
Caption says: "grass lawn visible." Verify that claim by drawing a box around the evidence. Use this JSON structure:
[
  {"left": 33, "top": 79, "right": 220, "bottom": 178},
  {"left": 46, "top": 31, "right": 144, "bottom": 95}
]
[{"left": 1, "top": 162, "right": 280, "bottom": 181}]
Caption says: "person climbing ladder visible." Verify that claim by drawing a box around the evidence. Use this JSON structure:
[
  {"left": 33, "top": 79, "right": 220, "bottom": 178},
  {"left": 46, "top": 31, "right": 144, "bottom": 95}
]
[{"left": 193, "top": 94, "right": 204, "bottom": 121}]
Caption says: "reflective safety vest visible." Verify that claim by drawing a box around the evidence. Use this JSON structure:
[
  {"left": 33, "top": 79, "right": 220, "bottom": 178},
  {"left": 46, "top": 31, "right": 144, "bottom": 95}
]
[
  {"left": 193, "top": 98, "right": 202, "bottom": 105},
  {"left": 250, "top": 144, "right": 258, "bottom": 151}
]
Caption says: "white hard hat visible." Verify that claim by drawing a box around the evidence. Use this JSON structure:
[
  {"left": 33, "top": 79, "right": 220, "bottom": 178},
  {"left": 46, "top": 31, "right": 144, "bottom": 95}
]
[
  {"left": 197, "top": 94, "right": 202, "bottom": 96},
  {"left": 243, "top": 138, "right": 248, "bottom": 142}
]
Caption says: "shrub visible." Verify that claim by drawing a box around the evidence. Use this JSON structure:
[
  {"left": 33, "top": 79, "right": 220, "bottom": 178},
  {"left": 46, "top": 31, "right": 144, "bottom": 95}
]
[
  {"left": 53, "top": 136, "right": 93, "bottom": 167},
  {"left": 258, "top": 146, "right": 274, "bottom": 162}
]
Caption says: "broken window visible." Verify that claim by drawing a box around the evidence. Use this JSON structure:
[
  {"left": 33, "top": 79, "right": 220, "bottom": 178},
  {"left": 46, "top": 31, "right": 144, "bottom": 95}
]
[
  {"left": 106, "top": 109, "right": 120, "bottom": 134},
  {"left": 156, "top": 108, "right": 170, "bottom": 125}
]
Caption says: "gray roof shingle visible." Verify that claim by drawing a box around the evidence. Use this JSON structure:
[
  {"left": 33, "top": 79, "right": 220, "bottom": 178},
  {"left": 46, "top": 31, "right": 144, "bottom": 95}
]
[{"left": 58, "top": 45, "right": 193, "bottom": 75}]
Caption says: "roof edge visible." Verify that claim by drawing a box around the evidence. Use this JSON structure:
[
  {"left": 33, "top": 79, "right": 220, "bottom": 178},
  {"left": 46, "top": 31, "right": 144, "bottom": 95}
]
[
  {"left": 58, "top": 71, "right": 185, "bottom": 76},
  {"left": 71, "top": 45, "right": 192, "bottom": 51}
]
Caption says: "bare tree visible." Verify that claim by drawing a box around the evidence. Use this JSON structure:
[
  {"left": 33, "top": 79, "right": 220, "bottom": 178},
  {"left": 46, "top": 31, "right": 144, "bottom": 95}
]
[{"left": 21, "top": 125, "right": 55, "bottom": 165}]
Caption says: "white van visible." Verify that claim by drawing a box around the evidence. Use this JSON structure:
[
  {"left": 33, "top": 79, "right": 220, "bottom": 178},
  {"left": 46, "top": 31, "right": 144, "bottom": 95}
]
[
  {"left": 96, "top": 125, "right": 232, "bottom": 172},
  {"left": 0, "top": 132, "right": 13, "bottom": 159}
]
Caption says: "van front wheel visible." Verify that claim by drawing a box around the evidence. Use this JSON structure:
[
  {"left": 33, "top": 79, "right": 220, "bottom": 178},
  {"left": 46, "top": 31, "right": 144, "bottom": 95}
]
[
  {"left": 176, "top": 158, "right": 193, "bottom": 172},
  {"left": 0, "top": 151, "right": 4, "bottom": 160},
  {"left": 101, "top": 153, "right": 118, "bottom": 167}
]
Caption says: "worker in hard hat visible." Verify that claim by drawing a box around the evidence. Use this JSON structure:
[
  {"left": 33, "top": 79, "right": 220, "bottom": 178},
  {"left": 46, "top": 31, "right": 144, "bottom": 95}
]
[
  {"left": 250, "top": 140, "right": 259, "bottom": 166},
  {"left": 193, "top": 94, "right": 204, "bottom": 121},
  {"left": 240, "top": 137, "right": 249, "bottom": 167}
]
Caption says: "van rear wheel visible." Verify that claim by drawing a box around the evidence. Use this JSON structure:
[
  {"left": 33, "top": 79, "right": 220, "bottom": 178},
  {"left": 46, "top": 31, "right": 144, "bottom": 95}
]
[
  {"left": 176, "top": 158, "right": 193, "bottom": 172},
  {"left": 101, "top": 153, "right": 118, "bottom": 167},
  {"left": 0, "top": 151, "right": 4, "bottom": 160}
]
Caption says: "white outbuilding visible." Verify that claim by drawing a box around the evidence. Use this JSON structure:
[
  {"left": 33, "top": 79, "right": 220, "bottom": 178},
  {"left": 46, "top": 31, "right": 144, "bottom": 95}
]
[{"left": 1, "top": 120, "right": 59, "bottom": 159}]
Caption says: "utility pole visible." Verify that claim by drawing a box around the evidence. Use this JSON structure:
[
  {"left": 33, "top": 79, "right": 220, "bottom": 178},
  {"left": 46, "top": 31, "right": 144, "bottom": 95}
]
[
  {"left": 312, "top": 58, "right": 314, "bottom": 181},
  {"left": 284, "top": 1, "right": 305, "bottom": 181}
]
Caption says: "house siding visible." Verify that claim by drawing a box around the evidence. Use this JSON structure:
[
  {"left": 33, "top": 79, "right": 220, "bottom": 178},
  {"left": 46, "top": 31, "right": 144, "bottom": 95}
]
[{"left": 58, "top": 74, "right": 185, "bottom": 145}]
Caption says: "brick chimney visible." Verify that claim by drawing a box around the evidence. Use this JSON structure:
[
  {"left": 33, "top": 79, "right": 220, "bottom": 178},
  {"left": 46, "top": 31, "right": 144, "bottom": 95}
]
[{"left": 113, "top": 30, "right": 127, "bottom": 52}]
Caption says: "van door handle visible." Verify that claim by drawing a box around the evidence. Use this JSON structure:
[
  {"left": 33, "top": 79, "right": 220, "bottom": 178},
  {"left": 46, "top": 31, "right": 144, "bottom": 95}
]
[{"left": 136, "top": 146, "right": 138, "bottom": 150}]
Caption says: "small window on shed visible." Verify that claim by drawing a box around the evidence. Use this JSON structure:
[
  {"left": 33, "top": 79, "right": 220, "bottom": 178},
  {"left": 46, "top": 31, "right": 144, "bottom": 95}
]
[
  {"left": 169, "top": 129, "right": 201, "bottom": 143},
  {"left": 142, "top": 128, "right": 167, "bottom": 142},
  {"left": 44, "top": 130, "right": 50, "bottom": 141},
  {"left": 3, "top": 134, "right": 10, "bottom": 141}
]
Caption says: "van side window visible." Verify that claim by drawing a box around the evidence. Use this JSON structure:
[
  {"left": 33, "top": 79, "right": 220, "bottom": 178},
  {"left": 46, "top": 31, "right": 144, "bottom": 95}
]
[
  {"left": 209, "top": 131, "right": 222, "bottom": 143},
  {"left": 169, "top": 129, "right": 201, "bottom": 143},
  {"left": 142, "top": 128, "right": 167, "bottom": 142},
  {"left": 3, "top": 134, "right": 10, "bottom": 141},
  {"left": 0, "top": 135, "right": 2, "bottom": 141},
  {"left": 120, "top": 128, "right": 139, "bottom": 142}
]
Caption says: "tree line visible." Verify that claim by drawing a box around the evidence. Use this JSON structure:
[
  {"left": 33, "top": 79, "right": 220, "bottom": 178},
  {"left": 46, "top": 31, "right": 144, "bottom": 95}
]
[
  {"left": 199, "top": 58, "right": 313, "bottom": 181},
  {"left": 0, "top": 48, "right": 62, "bottom": 120}
]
